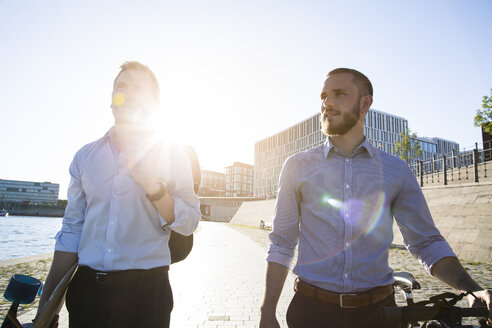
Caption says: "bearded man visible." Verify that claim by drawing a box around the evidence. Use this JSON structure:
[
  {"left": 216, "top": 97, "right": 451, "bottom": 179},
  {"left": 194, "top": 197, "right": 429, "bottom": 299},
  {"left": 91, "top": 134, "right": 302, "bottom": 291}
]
[{"left": 259, "top": 68, "right": 492, "bottom": 328}]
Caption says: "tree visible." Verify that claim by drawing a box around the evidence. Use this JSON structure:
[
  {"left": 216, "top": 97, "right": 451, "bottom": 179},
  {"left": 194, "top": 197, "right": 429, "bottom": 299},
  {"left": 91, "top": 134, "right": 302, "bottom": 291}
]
[
  {"left": 393, "top": 129, "right": 423, "bottom": 165},
  {"left": 58, "top": 199, "right": 68, "bottom": 208},
  {"left": 474, "top": 89, "right": 492, "bottom": 134}
]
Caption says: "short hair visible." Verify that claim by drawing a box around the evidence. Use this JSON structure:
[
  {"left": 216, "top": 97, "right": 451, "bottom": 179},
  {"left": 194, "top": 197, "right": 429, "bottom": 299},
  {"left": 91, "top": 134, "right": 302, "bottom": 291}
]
[
  {"left": 114, "top": 61, "right": 160, "bottom": 106},
  {"left": 327, "top": 68, "right": 373, "bottom": 97}
]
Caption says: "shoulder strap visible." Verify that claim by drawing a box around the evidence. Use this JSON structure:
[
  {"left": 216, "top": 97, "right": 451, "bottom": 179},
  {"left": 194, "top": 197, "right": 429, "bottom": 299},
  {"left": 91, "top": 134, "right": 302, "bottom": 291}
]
[{"left": 184, "top": 145, "right": 201, "bottom": 194}]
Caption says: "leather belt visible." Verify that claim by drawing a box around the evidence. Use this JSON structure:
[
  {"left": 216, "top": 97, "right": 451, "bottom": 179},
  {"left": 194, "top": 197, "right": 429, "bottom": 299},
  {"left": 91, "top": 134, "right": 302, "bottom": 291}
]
[
  {"left": 78, "top": 265, "right": 169, "bottom": 285},
  {"left": 294, "top": 279, "right": 394, "bottom": 308}
]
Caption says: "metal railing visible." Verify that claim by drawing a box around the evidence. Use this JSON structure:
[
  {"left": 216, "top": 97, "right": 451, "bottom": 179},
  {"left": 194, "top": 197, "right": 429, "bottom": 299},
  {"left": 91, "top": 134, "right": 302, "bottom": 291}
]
[{"left": 410, "top": 140, "right": 491, "bottom": 187}]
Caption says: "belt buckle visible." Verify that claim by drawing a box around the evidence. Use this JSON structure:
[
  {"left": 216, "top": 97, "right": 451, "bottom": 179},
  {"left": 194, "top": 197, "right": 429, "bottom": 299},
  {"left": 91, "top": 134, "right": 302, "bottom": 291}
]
[
  {"left": 293, "top": 278, "right": 299, "bottom": 292},
  {"left": 339, "top": 293, "right": 357, "bottom": 308},
  {"left": 95, "top": 272, "right": 108, "bottom": 285}
]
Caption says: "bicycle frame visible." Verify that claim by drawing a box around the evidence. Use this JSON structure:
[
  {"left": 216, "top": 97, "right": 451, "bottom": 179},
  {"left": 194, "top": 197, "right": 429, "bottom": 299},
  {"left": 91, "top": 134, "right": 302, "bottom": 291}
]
[{"left": 390, "top": 272, "right": 489, "bottom": 328}]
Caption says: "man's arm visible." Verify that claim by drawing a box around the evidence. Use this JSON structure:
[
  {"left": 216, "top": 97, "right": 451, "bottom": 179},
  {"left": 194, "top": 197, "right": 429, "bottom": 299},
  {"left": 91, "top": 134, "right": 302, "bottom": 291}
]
[
  {"left": 130, "top": 142, "right": 200, "bottom": 234},
  {"left": 260, "top": 262, "right": 289, "bottom": 328},
  {"left": 260, "top": 157, "right": 300, "bottom": 327},
  {"left": 36, "top": 251, "right": 78, "bottom": 316},
  {"left": 151, "top": 191, "right": 175, "bottom": 224},
  {"left": 392, "top": 162, "right": 492, "bottom": 317},
  {"left": 39, "top": 151, "right": 86, "bottom": 311},
  {"left": 36, "top": 150, "right": 86, "bottom": 317},
  {"left": 431, "top": 257, "right": 492, "bottom": 315}
]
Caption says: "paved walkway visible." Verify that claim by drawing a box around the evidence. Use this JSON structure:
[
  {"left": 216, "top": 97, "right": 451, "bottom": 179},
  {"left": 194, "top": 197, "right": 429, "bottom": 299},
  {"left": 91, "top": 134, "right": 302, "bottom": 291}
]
[{"left": 18, "top": 221, "right": 295, "bottom": 327}]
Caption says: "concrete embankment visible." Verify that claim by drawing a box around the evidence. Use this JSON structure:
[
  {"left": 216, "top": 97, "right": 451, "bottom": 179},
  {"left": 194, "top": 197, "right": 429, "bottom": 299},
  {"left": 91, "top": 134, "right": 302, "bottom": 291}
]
[
  {"left": 229, "top": 199, "right": 276, "bottom": 227},
  {"left": 231, "top": 182, "right": 492, "bottom": 263},
  {"left": 8, "top": 208, "right": 65, "bottom": 217},
  {"left": 392, "top": 182, "right": 492, "bottom": 263}
]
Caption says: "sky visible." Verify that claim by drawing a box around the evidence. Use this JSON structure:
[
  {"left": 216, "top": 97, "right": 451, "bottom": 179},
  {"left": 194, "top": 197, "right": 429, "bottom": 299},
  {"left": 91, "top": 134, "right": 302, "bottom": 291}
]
[{"left": 1, "top": 0, "right": 491, "bottom": 199}]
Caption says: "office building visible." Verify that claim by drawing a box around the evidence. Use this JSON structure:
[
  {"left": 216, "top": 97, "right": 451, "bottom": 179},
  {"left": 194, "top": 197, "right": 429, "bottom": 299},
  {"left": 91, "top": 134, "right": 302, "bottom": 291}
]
[
  {"left": 254, "top": 108, "right": 408, "bottom": 198},
  {"left": 199, "top": 170, "right": 226, "bottom": 197},
  {"left": 412, "top": 136, "right": 438, "bottom": 162},
  {"left": 0, "top": 179, "right": 59, "bottom": 205},
  {"left": 225, "top": 162, "right": 254, "bottom": 197},
  {"left": 431, "top": 137, "right": 460, "bottom": 155}
]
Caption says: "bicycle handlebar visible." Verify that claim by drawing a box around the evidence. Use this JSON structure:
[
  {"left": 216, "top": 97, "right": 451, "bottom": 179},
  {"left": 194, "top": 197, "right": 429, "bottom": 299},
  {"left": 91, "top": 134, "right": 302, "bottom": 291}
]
[{"left": 383, "top": 306, "right": 489, "bottom": 324}]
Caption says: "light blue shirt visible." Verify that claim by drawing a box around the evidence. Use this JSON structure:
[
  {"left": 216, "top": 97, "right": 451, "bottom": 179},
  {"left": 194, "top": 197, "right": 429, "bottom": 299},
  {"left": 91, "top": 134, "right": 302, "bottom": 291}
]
[
  {"left": 267, "top": 137, "right": 456, "bottom": 293},
  {"left": 55, "top": 129, "right": 201, "bottom": 271}
]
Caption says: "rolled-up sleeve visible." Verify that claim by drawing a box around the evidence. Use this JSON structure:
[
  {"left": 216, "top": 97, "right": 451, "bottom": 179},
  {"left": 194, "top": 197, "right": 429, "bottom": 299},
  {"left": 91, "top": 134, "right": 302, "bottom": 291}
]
[
  {"left": 392, "top": 162, "right": 456, "bottom": 273},
  {"left": 267, "top": 156, "right": 301, "bottom": 269},
  {"left": 55, "top": 152, "right": 86, "bottom": 253},
  {"left": 159, "top": 144, "right": 200, "bottom": 236}
]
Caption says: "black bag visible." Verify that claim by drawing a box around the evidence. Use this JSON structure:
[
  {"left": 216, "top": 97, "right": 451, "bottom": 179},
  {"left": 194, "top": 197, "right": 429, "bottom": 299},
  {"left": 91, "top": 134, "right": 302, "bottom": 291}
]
[{"left": 169, "top": 145, "right": 201, "bottom": 264}]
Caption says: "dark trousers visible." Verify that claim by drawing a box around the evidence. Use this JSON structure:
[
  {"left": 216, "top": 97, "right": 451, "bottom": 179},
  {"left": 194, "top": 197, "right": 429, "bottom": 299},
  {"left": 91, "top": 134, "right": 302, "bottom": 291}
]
[
  {"left": 286, "top": 291, "right": 399, "bottom": 328},
  {"left": 66, "top": 266, "right": 173, "bottom": 328}
]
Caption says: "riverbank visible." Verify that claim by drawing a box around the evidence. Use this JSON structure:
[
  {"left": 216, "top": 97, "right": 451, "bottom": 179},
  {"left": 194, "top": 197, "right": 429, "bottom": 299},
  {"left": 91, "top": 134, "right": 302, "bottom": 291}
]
[
  {"left": 7, "top": 209, "right": 64, "bottom": 217},
  {"left": 0, "top": 254, "right": 52, "bottom": 318}
]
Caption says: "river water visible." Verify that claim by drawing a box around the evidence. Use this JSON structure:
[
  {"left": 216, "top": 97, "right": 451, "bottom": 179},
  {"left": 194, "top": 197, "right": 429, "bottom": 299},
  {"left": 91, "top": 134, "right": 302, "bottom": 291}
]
[{"left": 0, "top": 216, "right": 62, "bottom": 260}]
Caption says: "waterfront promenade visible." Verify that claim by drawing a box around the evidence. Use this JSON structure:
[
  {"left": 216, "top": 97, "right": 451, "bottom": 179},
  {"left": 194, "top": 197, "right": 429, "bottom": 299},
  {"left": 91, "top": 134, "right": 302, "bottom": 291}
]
[
  {"left": 7, "top": 222, "right": 295, "bottom": 327},
  {"left": 2, "top": 221, "right": 492, "bottom": 327}
]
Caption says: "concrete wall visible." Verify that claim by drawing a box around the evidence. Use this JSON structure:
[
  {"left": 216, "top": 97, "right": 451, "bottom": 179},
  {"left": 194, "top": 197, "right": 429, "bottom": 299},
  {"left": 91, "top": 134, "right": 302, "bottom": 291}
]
[
  {"left": 231, "top": 183, "right": 492, "bottom": 263},
  {"left": 392, "top": 182, "right": 492, "bottom": 263},
  {"left": 10, "top": 208, "right": 65, "bottom": 217},
  {"left": 199, "top": 197, "right": 254, "bottom": 222},
  {"left": 229, "top": 199, "right": 276, "bottom": 227}
]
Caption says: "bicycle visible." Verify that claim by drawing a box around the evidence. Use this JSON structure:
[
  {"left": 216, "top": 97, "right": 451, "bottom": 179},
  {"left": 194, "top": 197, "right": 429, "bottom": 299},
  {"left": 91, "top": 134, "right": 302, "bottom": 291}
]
[{"left": 385, "top": 272, "right": 490, "bottom": 328}]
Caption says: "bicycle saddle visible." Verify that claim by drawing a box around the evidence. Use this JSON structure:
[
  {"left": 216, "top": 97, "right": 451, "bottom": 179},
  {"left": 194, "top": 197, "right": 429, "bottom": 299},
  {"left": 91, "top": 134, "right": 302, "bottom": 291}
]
[{"left": 393, "top": 271, "right": 421, "bottom": 291}]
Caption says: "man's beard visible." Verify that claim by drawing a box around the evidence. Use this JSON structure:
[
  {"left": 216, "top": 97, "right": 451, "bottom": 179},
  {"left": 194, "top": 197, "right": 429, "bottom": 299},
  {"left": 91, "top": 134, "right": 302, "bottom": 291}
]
[{"left": 321, "top": 104, "right": 360, "bottom": 136}]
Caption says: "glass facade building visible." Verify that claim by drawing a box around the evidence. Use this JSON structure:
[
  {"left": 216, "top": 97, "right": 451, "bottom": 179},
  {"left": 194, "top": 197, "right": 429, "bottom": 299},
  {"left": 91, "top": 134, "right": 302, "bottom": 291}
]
[
  {"left": 432, "top": 137, "right": 460, "bottom": 155},
  {"left": 199, "top": 170, "right": 226, "bottom": 197},
  {"left": 254, "top": 108, "right": 460, "bottom": 198},
  {"left": 413, "top": 137, "right": 438, "bottom": 162},
  {"left": 0, "top": 179, "right": 59, "bottom": 205},
  {"left": 225, "top": 162, "right": 254, "bottom": 197}
]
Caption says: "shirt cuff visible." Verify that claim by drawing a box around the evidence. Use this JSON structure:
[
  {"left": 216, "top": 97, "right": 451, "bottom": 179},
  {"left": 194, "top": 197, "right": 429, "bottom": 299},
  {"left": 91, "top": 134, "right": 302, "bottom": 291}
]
[
  {"left": 158, "top": 197, "right": 187, "bottom": 228},
  {"left": 266, "top": 245, "right": 295, "bottom": 269},
  {"left": 54, "top": 230, "right": 80, "bottom": 253},
  {"left": 417, "top": 240, "right": 457, "bottom": 273},
  {"left": 159, "top": 197, "right": 200, "bottom": 236}
]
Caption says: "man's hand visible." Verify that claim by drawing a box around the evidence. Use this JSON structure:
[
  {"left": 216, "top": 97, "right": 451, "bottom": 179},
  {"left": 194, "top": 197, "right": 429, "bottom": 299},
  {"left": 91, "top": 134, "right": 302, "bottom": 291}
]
[
  {"left": 128, "top": 143, "right": 160, "bottom": 195},
  {"left": 36, "top": 252, "right": 78, "bottom": 319},
  {"left": 467, "top": 289, "right": 492, "bottom": 325},
  {"left": 260, "top": 262, "right": 289, "bottom": 328},
  {"left": 111, "top": 124, "right": 160, "bottom": 195},
  {"left": 259, "top": 308, "right": 281, "bottom": 328},
  {"left": 432, "top": 257, "right": 492, "bottom": 324}
]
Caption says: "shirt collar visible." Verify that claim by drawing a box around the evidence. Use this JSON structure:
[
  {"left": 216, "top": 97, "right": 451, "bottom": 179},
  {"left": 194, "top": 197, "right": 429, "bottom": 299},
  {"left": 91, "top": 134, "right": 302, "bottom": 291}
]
[
  {"left": 105, "top": 128, "right": 120, "bottom": 156},
  {"left": 323, "top": 136, "right": 376, "bottom": 159}
]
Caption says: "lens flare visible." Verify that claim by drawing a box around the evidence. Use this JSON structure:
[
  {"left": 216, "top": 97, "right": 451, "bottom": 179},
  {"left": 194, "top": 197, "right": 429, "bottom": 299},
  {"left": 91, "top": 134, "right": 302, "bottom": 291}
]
[
  {"left": 364, "top": 192, "right": 386, "bottom": 235},
  {"left": 299, "top": 191, "right": 387, "bottom": 266},
  {"left": 322, "top": 195, "right": 343, "bottom": 209},
  {"left": 112, "top": 93, "right": 126, "bottom": 108}
]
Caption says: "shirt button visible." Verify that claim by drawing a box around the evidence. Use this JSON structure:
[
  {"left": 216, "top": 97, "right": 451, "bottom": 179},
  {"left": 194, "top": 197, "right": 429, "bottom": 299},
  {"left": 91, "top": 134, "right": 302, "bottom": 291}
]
[
  {"left": 345, "top": 184, "right": 349, "bottom": 189},
  {"left": 345, "top": 213, "right": 349, "bottom": 218},
  {"left": 346, "top": 159, "right": 349, "bottom": 163},
  {"left": 113, "top": 194, "right": 118, "bottom": 199},
  {"left": 108, "top": 249, "right": 112, "bottom": 253},
  {"left": 344, "top": 273, "right": 348, "bottom": 278},
  {"left": 345, "top": 242, "right": 350, "bottom": 248}
]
